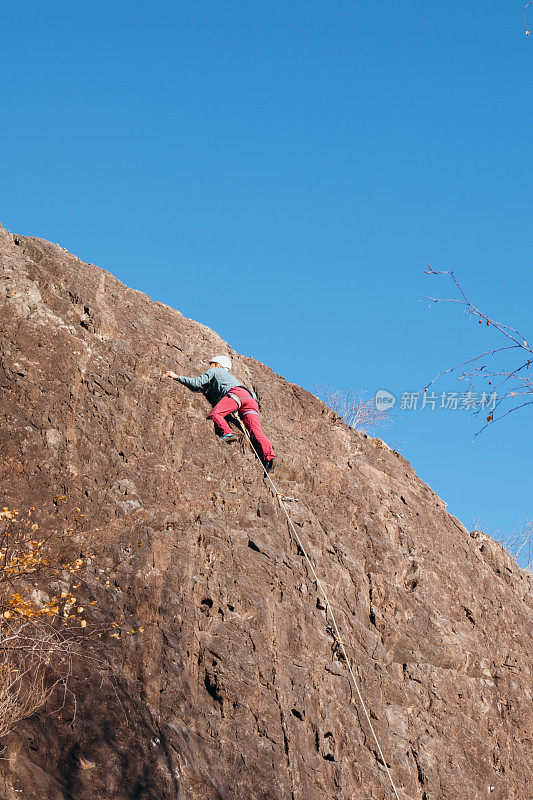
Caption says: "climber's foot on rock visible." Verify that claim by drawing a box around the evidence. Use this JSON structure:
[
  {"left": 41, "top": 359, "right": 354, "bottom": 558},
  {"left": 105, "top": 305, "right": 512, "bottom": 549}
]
[
  {"left": 220, "top": 433, "right": 239, "bottom": 443},
  {"left": 265, "top": 458, "right": 277, "bottom": 474}
]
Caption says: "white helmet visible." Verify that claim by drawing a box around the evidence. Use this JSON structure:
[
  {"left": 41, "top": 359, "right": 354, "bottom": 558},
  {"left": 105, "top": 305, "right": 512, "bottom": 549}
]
[{"left": 210, "top": 354, "right": 232, "bottom": 370}]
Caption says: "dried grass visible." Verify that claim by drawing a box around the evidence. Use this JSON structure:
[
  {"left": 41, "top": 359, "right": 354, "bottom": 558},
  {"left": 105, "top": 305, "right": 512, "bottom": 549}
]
[{"left": 317, "top": 386, "right": 393, "bottom": 435}]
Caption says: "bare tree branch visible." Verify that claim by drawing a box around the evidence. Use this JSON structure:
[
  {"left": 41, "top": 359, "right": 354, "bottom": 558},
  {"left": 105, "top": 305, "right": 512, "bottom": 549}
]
[{"left": 424, "top": 266, "right": 532, "bottom": 434}]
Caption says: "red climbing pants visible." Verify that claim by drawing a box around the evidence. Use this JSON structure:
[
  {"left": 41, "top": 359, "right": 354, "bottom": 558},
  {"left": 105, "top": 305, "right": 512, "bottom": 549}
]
[{"left": 208, "top": 387, "right": 276, "bottom": 462}]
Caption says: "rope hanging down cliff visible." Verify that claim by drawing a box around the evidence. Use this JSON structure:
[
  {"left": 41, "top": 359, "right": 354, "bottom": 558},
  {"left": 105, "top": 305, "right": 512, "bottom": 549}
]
[{"left": 235, "top": 418, "right": 402, "bottom": 800}]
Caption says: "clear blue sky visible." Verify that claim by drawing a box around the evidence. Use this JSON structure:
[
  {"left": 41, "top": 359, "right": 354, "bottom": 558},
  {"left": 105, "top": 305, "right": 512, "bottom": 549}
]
[{"left": 2, "top": 1, "right": 532, "bottom": 547}]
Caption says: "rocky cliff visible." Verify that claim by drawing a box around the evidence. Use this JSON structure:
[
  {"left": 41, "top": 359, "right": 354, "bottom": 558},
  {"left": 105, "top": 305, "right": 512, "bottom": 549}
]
[{"left": 0, "top": 224, "right": 531, "bottom": 800}]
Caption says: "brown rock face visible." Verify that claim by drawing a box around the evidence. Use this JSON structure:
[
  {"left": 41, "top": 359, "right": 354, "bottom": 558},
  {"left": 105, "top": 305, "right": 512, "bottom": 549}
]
[{"left": 0, "top": 224, "right": 532, "bottom": 800}]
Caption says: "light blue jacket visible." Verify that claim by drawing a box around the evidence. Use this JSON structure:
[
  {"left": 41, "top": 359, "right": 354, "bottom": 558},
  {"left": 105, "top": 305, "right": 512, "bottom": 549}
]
[{"left": 178, "top": 367, "right": 256, "bottom": 406}]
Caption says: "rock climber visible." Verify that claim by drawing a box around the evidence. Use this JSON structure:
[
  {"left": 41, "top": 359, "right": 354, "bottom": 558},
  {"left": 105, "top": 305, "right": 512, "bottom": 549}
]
[{"left": 165, "top": 355, "right": 277, "bottom": 473}]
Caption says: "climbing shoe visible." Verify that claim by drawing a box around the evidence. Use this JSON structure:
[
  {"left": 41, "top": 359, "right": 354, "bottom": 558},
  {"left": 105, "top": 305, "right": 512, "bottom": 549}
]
[
  {"left": 220, "top": 433, "right": 238, "bottom": 443},
  {"left": 265, "top": 458, "right": 277, "bottom": 473}
]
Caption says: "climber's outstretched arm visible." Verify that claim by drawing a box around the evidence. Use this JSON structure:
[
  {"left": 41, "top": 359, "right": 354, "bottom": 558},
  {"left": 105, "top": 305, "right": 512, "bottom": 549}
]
[{"left": 164, "top": 368, "right": 215, "bottom": 390}]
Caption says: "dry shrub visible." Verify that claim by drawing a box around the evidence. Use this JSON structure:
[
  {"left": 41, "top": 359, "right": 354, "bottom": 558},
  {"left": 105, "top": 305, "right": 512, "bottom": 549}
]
[
  {"left": 0, "top": 619, "right": 76, "bottom": 737},
  {"left": 317, "top": 386, "right": 392, "bottom": 435},
  {"left": 495, "top": 519, "right": 533, "bottom": 572},
  {"left": 0, "top": 507, "right": 88, "bottom": 736}
]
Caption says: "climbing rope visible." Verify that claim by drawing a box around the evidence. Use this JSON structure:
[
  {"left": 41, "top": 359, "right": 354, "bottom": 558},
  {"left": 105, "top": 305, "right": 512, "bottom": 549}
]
[{"left": 235, "top": 420, "right": 402, "bottom": 800}]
